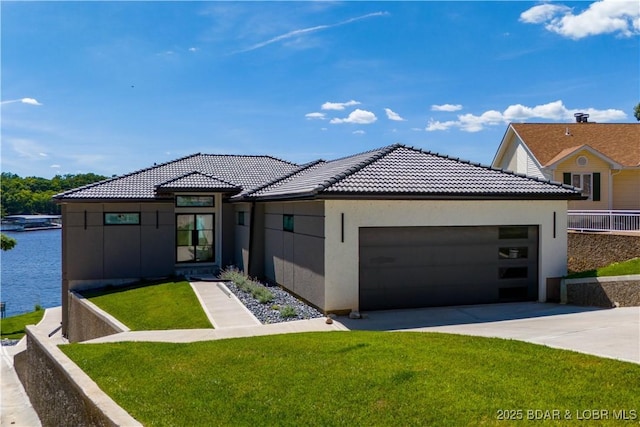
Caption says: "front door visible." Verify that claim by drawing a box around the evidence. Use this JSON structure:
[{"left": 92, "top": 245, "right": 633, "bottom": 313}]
[{"left": 176, "top": 214, "right": 214, "bottom": 263}]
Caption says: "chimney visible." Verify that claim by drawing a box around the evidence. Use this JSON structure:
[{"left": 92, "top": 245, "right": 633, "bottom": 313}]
[{"left": 573, "top": 112, "right": 589, "bottom": 123}]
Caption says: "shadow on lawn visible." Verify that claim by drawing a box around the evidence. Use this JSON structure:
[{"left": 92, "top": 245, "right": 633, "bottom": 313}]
[{"left": 337, "top": 302, "right": 605, "bottom": 331}]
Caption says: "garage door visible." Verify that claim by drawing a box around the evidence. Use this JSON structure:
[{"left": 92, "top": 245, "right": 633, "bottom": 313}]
[{"left": 359, "top": 226, "right": 538, "bottom": 310}]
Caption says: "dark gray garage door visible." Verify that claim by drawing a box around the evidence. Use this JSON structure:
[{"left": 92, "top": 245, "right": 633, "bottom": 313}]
[{"left": 359, "top": 226, "right": 538, "bottom": 310}]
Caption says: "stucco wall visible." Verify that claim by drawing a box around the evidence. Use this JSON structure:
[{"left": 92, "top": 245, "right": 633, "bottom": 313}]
[
  {"left": 67, "top": 292, "right": 128, "bottom": 343},
  {"left": 262, "top": 201, "right": 325, "bottom": 308},
  {"left": 324, "top": 199, "right": 568, "bottom": 312},
  {"left": 16, "top": 326, "right": 141, "bottom": 427}
]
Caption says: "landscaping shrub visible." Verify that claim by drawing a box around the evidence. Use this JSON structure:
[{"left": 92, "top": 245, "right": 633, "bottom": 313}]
[{"left": 220, "top": 267, "right": 274, "bottom": 304}]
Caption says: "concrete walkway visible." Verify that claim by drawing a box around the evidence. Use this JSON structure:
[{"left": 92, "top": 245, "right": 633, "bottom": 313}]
[{"left": 1, "top": 306, "right": 65, "bottom": 427}]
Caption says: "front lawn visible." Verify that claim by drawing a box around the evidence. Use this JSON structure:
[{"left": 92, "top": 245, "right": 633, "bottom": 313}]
[
  {"left": 567, "top": 257, "right": 640, "bottom": 279},
  {"left": 79, "top": 280, "right": 212, "bottom": 330},
  {"left": 61, "top": 332, "right": 640, "bottom": 426},
  {"left": 0, "top": 308, "right": 45, "bottom": 339}
]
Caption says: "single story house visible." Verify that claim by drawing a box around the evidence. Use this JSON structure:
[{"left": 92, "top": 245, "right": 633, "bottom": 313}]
[
  {"left": 492, "top": 120, "right": 640, "bottom": 211},
  {"left": 55, "top": 143, "right": 582, "bottom": 334}
]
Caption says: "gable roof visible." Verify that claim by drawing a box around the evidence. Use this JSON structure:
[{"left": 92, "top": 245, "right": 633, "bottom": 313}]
[
  {"left": 55, "top": 144, "right": 582, "bottom": 202},
  {"left": 54, "top": 154, "right": 299, "bottom": 200},
  {"left": 509, "top": 123, "right": 640, "bottom": 168},
  {"left": 244, "top": 144, "right": 582, "bottom": 200}
]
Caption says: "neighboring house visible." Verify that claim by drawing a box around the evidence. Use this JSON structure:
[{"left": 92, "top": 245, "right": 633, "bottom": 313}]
[
  {"left": 55, "top": 144, "right": 582, "bottom": 335},
  {"left": 492, "top": 121, "right": 640, "bottom": 211}
]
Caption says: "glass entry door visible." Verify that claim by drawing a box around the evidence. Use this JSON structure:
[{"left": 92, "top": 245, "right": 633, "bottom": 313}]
[{"left": 176, "top": 214, "right": 214, "bottom": 263}]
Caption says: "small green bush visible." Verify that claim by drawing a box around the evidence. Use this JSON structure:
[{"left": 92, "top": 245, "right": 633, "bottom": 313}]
[
  {"left": 279, "top": 305, "right": 297, "bottom": 318},
  {"left": 220, "top": 267, "right": 274, "bottom": 304}
]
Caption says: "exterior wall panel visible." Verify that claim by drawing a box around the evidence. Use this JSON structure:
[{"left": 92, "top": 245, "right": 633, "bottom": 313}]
[{"left": 261, "top": 201, "right": 325, "bottom": 309}]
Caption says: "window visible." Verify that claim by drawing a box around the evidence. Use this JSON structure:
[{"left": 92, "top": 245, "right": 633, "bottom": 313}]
[
  {"left": 563, "top": 172, "right": 600, "bottom": 201},
  {"left": 104, "top": 213, "right": 140, "bottom": 225},
  {"left": 498, "top": 247, "right": 529, "bottom": 259},
  {"left": 576, "top": 156, "right": 588, "bottom": 166},
  {"left": 238, "top": 211, "right": 245, "bottom": 226},
  {"left": 572, "top": 174, "right": 592, "bottom": 199},
  {"left": 283, "top": 214, "right": 294, "bottom": 232},
  {"left": 499, "top": 226, "right": 528, "bottom": 239},
  {"left": 176, "top": 195, "right": 214, "bottom": 207},
  {"left": 499, "top": 267, "right": 528, "bottom": 279}
]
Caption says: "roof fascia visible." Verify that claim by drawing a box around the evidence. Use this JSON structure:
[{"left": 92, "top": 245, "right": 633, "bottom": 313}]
[{"left": 491, "top": 124, "right": 516, "bottom": 167}]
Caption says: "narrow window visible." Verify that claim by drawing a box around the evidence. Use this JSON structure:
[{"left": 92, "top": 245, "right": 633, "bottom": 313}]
[
  {"left": 283, "top": 214, "right": 294, "bottom": 232},
  {"left": 238, "top": 211, "right": 245, "bottom": 226},
  {"left": 499, "top": 267, "right": 528, "bottom": 279},
  {"left": 104, "top": 213, "right": 140, "bottom": 225},
  {"left": 498, "top": 247, "right": 528, "bottom": 259},
  {"left": 499, "top": 226, "right": 528, "bottom": 239},
  {"left": 176, "top": 195, "right": 214, "bottom": 207}
]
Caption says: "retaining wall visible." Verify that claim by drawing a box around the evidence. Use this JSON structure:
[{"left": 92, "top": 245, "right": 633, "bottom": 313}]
[
  {"left": 67, "top": 292, "right": 129, "bottom": 343},
  {"left": 16, "top": 326, "right": 141, "bottom": 427},
  {"left": 568, "top": 232, "right": 640, "bottom": 272},
  {"left": 561, "top": 275, "right": 640, "bottom": 308}
]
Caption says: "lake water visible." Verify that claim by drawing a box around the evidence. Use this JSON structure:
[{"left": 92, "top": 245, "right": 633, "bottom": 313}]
[{"left": 1, "top": 229, "right": 61, "bottom": 317}]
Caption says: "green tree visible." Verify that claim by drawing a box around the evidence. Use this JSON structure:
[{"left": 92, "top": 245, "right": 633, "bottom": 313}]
[
  {"left": 634, "top": 102, "right": 640, "bottom": 121},
  {"left": 1, "top": 233, "right": 17, "bottom": 251}
]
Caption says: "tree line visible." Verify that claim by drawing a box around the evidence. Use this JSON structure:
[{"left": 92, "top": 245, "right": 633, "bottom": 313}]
[{"left": 1, "top": 172, "right": 108, "bottom": 217}]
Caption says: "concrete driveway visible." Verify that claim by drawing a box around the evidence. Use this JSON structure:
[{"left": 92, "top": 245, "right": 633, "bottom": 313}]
[{"left": 337, "top": 302, "right": 640, "bottom": 364}]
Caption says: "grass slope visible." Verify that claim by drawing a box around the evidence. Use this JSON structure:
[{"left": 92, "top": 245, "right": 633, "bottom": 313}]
[
  {"left": 61, "top": 332, "right": 640, "bottom": 426},
  {"left": 568, "top": 257, "right": 640, "bottom": 279},
  {"left": 80, "top": 281, "right": 212, "bottom": 330},
  {"left": 0, "top": 309, "right": 45, "bottom": 339}
]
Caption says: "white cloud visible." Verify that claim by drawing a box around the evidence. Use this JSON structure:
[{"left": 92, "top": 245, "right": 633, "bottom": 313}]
[
  {"left": 50, "top": 164, "right": 61, "bottom": 169},
  {"left": 8, "top": 138, "right": 49, "bottom": 159},
  {"left": 425, "top": 100, "right": 626, "bottom": 132},
  {"left": 189, "top": 47, "right": 199, "bottom": 52},
  {"left": 235, "top": 12, "right": 388, "bottom": 53},
  {"left": 1, "top": 97, "right": 43, "bottom": 106},
  {"left": 431, "top": 104, "right": 463, "bottom": 112},
  {"left": 321, "top": 100, "right": 360, "bottom": 111},
  {"left": 305, "top": 112, "right": 326, "bottom": 120},
  {"left": 520, "top": 0, "right": 640, "bottom": 39},
  {"left": 384, "top": 108, "right": 405, "bottom": 121},
  {"left": 520, "top": 4, "right": 571, "bottom": 24},
  {"left": 353, "top": 130, "right": 365, "bottom": 135},
  {"left": 330, "top": 109, "right": 377, "bottom": 124}
]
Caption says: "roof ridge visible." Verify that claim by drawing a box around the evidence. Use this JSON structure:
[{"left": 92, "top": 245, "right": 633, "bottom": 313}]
[
  {"left": 314, "top": 143, "right": 404, "bottom": 192},
  {"left": 54, "top": 153, "right": 202, "bottom": 198},
  {"left": 241, "top": 159, "right": 326, "bottom": 198}
]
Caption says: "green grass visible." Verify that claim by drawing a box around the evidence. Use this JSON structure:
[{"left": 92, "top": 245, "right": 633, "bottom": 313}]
[
  {"left": 61, "top": 332, "right": 640, "bottom": 426},
  {"left": 80, "top": 280, "right": 212, "bottom": 330},
  {"left": 0, "top": 308, "right": 45, "bottom": 339},
  {"left": 567, "top": 257, "right": 640, "bottom": 279}
]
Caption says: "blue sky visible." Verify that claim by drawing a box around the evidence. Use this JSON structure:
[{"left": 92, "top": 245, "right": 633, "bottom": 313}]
[{"left": 2, "top": 1, "right": 638, "bottom": 179}]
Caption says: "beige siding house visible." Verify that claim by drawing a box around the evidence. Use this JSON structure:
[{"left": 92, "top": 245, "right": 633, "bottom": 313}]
[
  {"left": 56, "top": 144, "right": 582, "bottom": 335},
  {"left": 492, "top": 122, "right": 640, "bottom": 211}
]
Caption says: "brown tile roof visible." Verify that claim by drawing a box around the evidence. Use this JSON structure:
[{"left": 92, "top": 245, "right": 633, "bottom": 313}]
[{"left": 511, "top": 123, "right": 640, "bottom": 167}]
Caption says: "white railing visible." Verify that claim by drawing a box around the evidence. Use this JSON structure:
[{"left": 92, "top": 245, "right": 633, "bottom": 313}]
[{"left": 568, "top": 210, "right": 640, "bottom": 232}]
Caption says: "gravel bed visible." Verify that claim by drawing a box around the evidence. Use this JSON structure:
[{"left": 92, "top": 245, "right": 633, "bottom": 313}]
[
  {"left": 1, "top": 338, "right": 20, "bottom": 346},
  {"left": 224, "top": 281, "right": 323, "bottom": 324}
]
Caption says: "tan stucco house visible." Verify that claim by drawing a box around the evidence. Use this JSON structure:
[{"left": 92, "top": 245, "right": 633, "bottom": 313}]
[
  {"left": 492, "top": 121, "right": 640, "bottom": 211},
  {"left": 55, "top": 144, "right": 582, "bottom": 335}
]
